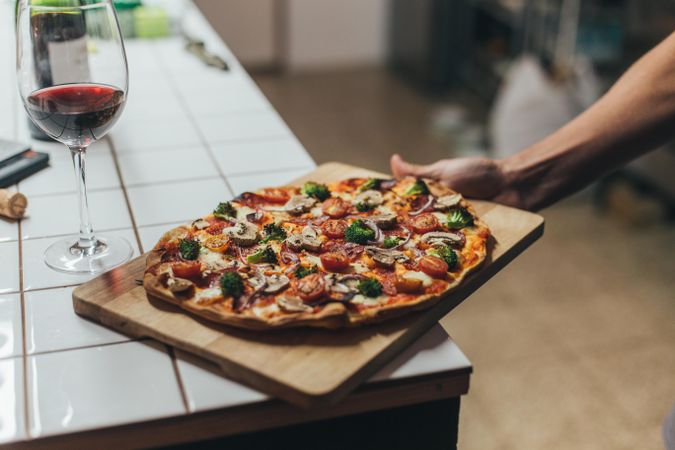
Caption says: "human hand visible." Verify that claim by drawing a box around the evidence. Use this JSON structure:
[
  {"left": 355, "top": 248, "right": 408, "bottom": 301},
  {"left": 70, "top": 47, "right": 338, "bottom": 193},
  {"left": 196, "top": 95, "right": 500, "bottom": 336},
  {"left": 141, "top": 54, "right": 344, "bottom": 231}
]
[{"left": 390, "top": 154, "right": 522, "bottom": 208}]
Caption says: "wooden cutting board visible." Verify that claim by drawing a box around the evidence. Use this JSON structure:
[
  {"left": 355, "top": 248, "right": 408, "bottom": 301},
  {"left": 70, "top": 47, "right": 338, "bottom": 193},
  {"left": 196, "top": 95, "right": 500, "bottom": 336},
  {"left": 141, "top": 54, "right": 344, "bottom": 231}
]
[{"left": 73, "top": 162, "right": 544, "bottom": 408}]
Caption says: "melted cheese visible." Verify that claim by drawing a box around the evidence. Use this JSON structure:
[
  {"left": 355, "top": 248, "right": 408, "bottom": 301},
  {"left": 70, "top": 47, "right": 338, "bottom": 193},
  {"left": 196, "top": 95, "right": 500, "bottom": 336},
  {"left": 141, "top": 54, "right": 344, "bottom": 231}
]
[
  {"left": 351, "top": 263, "right": 369, "bottom": 274},
  {"left": 195, "top": 287, "right": 222, "bottom": 303},
  {"left": 252, "top": 302, "right": 280, "bottom": 317},
  {"left": 199, "top": 251, "right": 233, "bottom": 271},
  {"left": 349, "top": 294, "right": 382, "bottom": 306},
  {"left": 236, "top": 206, "right": 256, "bottom": 221},
  {"left": 402, "top": 271, "right": 433, "bottom": 287}
]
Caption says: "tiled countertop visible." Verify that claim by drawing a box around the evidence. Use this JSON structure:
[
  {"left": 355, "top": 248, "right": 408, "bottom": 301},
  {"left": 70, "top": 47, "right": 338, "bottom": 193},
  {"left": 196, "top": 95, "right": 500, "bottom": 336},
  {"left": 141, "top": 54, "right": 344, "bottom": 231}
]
[{"left": 0, "top": 1, "right": 471, "bottom": 447}]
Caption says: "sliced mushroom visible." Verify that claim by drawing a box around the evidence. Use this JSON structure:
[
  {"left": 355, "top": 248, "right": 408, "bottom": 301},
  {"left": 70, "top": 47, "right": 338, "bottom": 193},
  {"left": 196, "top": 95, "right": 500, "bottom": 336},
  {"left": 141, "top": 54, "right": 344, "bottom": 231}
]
[
  {"left": 301, "top": 225, "right": 322, "bottom": 252},
  {"left": 277, "top": 295, "right": 313, "bottom": 313},
  {"left": 286, "top": 234, "right": 304, "bottom": 252},
  {"left": 264, "top": 274, "right": 290, "bottom": 293},
  {"left": 421, "top": 231, "right": 464, "bottom": 247},
  {"left": 434, "top": 194, "right": 462, "bottom": 211},
  {"left": 192, "top": 218, "right": 210, "bottom": 230},
  {"left": 284, "top": 195, "right": 317, "bottom": 215},
  {"left": 167, "top": 277, "right": 194, "bottom": 294},
  {"left": 354, "top": 190, "right": 384, "bottom": 208},
  {"left": 365, "top": 246, "right": 409, "bottom": 268},
  {"left": 224, "top": 221, "right": 259, "bottom": 246},
  {"left": 368, "top": 213, "right": 397, "bottom": 229}
]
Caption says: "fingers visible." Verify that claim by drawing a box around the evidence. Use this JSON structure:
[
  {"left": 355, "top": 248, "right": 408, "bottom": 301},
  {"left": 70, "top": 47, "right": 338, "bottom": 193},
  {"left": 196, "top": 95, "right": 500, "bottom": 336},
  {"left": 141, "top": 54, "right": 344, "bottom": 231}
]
[{"left": 390, "top": 154, "right": 439, "bottom": 179}]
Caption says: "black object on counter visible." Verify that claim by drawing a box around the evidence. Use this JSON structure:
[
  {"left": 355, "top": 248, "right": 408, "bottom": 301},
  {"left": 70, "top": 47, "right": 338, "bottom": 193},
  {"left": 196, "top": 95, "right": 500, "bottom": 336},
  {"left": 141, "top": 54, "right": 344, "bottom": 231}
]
[{"left": 0, "top": 140, "right": 49, "bottom": 188}]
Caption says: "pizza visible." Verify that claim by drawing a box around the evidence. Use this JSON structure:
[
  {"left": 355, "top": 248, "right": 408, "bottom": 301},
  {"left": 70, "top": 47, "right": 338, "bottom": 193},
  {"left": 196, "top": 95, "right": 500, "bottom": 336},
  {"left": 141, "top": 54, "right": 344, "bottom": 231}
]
[{"left": 143, "top": 176, "right": 490, "bottom": 330}]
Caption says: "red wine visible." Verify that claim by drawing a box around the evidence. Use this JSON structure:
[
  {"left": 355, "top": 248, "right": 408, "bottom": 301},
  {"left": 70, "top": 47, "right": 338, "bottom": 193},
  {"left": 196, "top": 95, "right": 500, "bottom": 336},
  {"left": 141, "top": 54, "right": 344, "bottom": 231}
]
[{"left": 26, "top": 84, "right": 125, "bottom": 147}]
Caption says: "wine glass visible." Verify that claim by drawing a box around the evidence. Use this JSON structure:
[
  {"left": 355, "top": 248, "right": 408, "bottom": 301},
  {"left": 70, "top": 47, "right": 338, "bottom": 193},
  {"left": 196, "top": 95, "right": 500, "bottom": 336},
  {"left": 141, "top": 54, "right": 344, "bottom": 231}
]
[{"left": 16, "top": 0, "right": 132, "bottom": 274}]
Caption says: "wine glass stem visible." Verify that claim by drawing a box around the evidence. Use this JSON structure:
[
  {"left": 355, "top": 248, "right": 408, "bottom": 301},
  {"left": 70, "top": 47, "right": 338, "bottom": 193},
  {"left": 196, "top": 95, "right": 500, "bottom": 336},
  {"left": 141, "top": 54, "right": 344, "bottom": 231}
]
[{"left": 70, "top": 146, "right": 95, "bottom": 249}]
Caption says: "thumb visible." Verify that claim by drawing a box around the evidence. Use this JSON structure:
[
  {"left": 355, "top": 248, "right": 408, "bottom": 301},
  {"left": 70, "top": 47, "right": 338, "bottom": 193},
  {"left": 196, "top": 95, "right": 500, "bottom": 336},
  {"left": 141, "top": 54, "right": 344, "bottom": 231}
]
[{"left": 390, "top": 154, "right": 440, "bottom": 179}]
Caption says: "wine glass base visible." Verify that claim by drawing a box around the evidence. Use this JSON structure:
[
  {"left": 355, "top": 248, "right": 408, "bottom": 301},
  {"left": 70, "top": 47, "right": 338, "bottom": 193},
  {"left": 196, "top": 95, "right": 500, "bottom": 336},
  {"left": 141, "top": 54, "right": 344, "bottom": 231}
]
[{"left": 44, "top": 235, "right": 133, "bottom": 274}]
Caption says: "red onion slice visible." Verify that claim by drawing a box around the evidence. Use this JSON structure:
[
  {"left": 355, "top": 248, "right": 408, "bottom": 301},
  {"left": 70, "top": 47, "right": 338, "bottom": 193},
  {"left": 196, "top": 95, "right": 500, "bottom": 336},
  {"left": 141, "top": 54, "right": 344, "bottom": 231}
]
[
  {"left": 409, "top": 195, "right": 435, "bottom": 216},
  {"left": 361, "top": 219, "right": 383, "bottom": 245},
  {"left": 390, "top": 227, "right": 412, "bottom": 250}
]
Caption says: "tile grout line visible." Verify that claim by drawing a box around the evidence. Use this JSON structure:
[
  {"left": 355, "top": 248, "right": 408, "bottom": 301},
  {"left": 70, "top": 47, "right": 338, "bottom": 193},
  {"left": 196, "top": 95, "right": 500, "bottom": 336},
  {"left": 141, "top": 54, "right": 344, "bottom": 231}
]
[
  {"left": 167, "top": 346, "right": 190, "bottom": 414},
  {"left": 104, "top": 136, "right": 143, "bottom": 254},
  {"left": 16, "top": 218, "right": 31, "bottom": 439}
]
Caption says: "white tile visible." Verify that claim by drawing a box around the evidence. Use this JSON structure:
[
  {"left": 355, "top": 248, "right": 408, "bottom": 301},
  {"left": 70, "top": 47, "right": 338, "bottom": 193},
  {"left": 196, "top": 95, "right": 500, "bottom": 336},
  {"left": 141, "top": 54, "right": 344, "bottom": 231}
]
[
  {"left": 371, "top": 325, "right": 471, "bottom": 382},
  {"left": 22, "top": 228, "right": 139, "bottom": 291},
  {"left": 21, "top": 189, "right": 132, "bottom": 240},
  {"left": 24, "top": 287, "right": 129, "bottom": 355},
  {"left": 0, "top": 218, "right": 18, "bottom": 243},
  {"left": 112, "top": 115, "right": 201, "bottom": 153},
  {"left": 0, "top": 357, "right": 26, "bottom": 444},
  {"left": 182, "top": 82, "right": 269, "bottom": 116},
  {"left": 212, "top": 137, "right": 315, "bottom": 176},
  {"left": 137, "top": 222, "right": 187, "bottom": 254},
  {"left": 28, "top": 341, "right": 184, "bottom": 437},
  {"left": 116, "top": 145, "right": 219, "bottom": 187},
  {"left": 0, "top": 241, "right": 20, "bottom": 294},
  {"left": 196, "top": 111, "right": 291, "bottom": 144},
  {"left": 227, "top": 167, "right": 313, "bottom": 196},
  {"left": 127, "top": 178, "right": 231, "bottom": 227},
  {"left": 0, "top": 294, "right": 22, "bottom": 359},
  {"left": 19, "top": 144, "right": 120, "bottom": 197},
  {"left": 176, "top": 350, "right": 266, "bottom": 413}
]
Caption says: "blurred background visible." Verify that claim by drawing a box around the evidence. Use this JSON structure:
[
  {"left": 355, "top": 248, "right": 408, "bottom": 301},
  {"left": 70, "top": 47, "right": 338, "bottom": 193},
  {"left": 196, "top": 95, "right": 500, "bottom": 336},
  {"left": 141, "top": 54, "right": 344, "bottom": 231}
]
[{"left": 192, "top": 1, "right": 675, "bottom": 449}]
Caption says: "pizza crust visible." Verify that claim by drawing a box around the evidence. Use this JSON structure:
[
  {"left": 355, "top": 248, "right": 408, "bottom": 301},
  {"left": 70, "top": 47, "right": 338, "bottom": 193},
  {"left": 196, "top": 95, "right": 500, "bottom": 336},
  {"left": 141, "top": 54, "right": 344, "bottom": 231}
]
[{"left": 143, "top": 177, "right": 490, "bottom": 330}]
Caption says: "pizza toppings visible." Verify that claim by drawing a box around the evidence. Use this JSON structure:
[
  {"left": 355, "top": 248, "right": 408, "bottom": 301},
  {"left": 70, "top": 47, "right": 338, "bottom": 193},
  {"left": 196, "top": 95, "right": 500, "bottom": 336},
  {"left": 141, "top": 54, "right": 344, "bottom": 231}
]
[
  {"left": 294, "top": 273, "right": 326, "bottom": 302},
  {"left": 178, "top": 238, "right": 201, "bottom": 260},
  {"left": 417, "top": 255, "right": 449, "bottom": 278},
  {"left": 259, "top": 188, "right": 291, "bottom": 204},
  {"left": 263, "top": 274, "right": 290, "bottom": 294},
  {"left": 224, "top": 221, "right": 260, "bottom": 246},
  {"left": 321, "top": 219, "right": 347, "bottom": 238},
  {"left": 213, "top": 201, "right": 237, "bottom": 219},
  {"left": 246, "top": 246, "right": 278, "bottom": 264},
  {"left": 410, "top": 213, "right": 440, "bottom": 234},
  {"left": 394, "top": 275, "right": 423, "bottom": 293},
  {"left": 434, "top": 194, "right": 462, "bottom": 211},
  {"left": 420, "top": 231, "right": 464, "bottom": 247},
  {"left": 295, "top": 265, "right": 318, "bottom": 278},
  {"left": 204, "top": 235, "right": 230, "bottom": 253},
  {"left": 321, "top": 197, "right": 350, "bottom": 218},
  {"left": 295, "top": 225, "right": 322, "bottom": 252},
  {"left": 383, "top": 236, "right": 402, "bottom": 248},
  {"left": 320, "top": 252, "right": 350, "bottom": 272},
  {"left": 261, "top": 223, "right": 287, "bottom": 243},
  {"left": 368, "top": 213, "right": 397, "bottom": 229},
  {"left": 357, "top": 277, "right": 383, "bottom": 297},
  {"left": 364, "top": 246, "right": 409, "bottom": 269},
  {"left": 409, "top": 195, "right": 435, "bottom": 216},
  {"left": 277, "top": 295, "right": 313, "bottom": 313},
  {"left": 192, "top": 218, "right": 210, "bottom": 230},
  {"left": 404, "top": 178, "right": 429, "bottom": 197},
  {"left": 354, "top": 190, "right": 383, "bottom": 212},
  {"left": 446, "top": 208, "right": 474, "bottom": 229},
  {"left": 344, "top": 219, "right": 376, "bottom": 244},
  {"left": 427, "top": 245, "right": 458, "bottom": 270},
  {"left": 171, "top": 261, "right": 202, "bottom": 280},
  {"left": 284, "top": 194, "right": 317, "bottom": 215},
  {"left": 301, "top": 181, "right": 331, "bottom": 201},
  {"left": 220, "top": 271, "right": 244, "bottom": 297}
]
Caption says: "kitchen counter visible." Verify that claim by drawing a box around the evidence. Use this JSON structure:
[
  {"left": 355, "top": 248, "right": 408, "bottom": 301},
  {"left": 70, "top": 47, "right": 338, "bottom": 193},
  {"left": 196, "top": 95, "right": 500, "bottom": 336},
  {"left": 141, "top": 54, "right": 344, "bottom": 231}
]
[{"left": 0, "top": 2, "right": 472, "bottom": 448}]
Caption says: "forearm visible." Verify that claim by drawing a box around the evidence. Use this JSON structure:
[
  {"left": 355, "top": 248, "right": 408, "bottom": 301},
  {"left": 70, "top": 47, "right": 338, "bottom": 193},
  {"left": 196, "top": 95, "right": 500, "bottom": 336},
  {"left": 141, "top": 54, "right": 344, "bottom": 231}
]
[{"left": 499, "top": 32, "right": 675, "bottom": 211}]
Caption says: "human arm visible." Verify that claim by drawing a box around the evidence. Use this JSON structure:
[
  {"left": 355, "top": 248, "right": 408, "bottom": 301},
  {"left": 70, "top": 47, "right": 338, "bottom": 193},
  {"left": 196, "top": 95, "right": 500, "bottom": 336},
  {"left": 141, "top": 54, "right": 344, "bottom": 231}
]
[{"left": 392, "top": 32, "right": 675, "bottom": 211}]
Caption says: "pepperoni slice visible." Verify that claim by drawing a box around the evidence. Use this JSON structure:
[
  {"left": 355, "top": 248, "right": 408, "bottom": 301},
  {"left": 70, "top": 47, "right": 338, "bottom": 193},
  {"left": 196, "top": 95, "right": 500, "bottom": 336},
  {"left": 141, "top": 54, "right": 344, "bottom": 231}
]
[
  {"left": 172, "top": 261, "right": 202, "bottom": 280},
  {"left": 294, "top": 273, "right": 326, "bottom": 302},
  {"left": 320, "top": 252, "right": 350, "bottom": 272},
  {"left": 322, "top": 197, "right": 350, "bottom": 218},
  {"left": 410, "top": 213, "right": 439, "bottom": 234},
  {"left": 260, "top": 188, "right": 291, "bottom": 204},
  {"left": 418, "top": 256, "right": 448, "bottom": 278},
  {"left": 321, "top": 219, "right": 348, "bottom": 239}
]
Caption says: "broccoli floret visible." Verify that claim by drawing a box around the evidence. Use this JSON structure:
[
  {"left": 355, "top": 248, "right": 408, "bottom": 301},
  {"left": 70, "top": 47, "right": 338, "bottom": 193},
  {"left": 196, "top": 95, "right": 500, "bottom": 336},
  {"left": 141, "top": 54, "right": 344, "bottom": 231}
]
[
  {"left": 344, "top": 220, "right": 375, "bottom": 244},
  {"left": 428, "top": 245, "right": 458, "bottom": 270},
  {"left": 261, "top": 223, "right": 287, "bottom": 243},
  {"left": 359, "top": 177, "right": 382, "bottom": 191},
  {"left": 178, "top": 238, "right": 200, "bottom": 260},
  {"left": 357, "top": 278, "right": 383, "bottom": 297},
  {"left": 220, "top": 272, "right": 244, "bottom": 297},
  {"left": 246, "top": 246, "right": 278, "bottom": 264},
  {"left": 404, "top": 178, "right": 429, "bottom": 197},
  {"left": 355, "top": 202, "right": 375, "bottom": 213},
  {"left": 295, "top": 265, "right": 318, "bottom": 278},
  {"left": 383, "top": 236, "right": 402, "bottom": 249},
  {"left": 446, "top": 208, "right": 473, "bottom": 229},
  {"left": 213, "top": 201, "right": 236, "bottom": 219},
  {"left": 302, "top": 181, "right": 330, "bottom": 201}
]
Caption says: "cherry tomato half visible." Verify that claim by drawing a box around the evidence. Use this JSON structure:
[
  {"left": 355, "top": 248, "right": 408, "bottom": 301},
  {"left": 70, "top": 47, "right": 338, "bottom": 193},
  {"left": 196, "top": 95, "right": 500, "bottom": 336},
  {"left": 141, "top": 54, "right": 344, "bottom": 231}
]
[
  {"left": 410, "top": 213, "right": 439, "bottom": 234},
  {"left": 172, "top": 261, "right": 202, "bottom": 280},
  {"left": 204, "top": 235, "right": 230, "bottom": 253},
  {"left": 260, "top": 188, "right": 290, "bottom": 204},
  {"left": 294, "top": 273, "right": 326, "bottom": 302},
  {"left": 320, "top": 252, "right": 350, "bottom": 272},
  {"left": 417, "top": 256, "right": 448, "bottom": 278},
  {"left": 321, "top": 197, "right": 350, "bottom": 218},
  {"left": 321, "top": 219, "right": 348, "bottom": 239}
]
